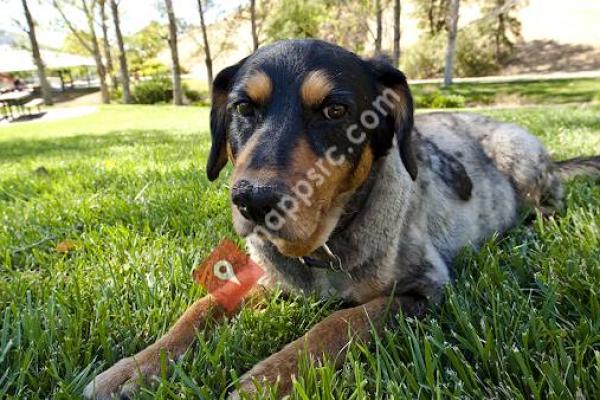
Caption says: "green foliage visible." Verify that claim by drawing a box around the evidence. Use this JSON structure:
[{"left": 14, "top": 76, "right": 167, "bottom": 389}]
[
  {"left": 401, "top": 33, "right": 445, "bottom": 79},
  {"left": 263, "top": 0, "right": 371, "bottom": 52},
  {"left": 402, "top": 26, "right": 500, "bottom": 79},
  {"left": 408, "top": 0, "right": 525, "bottom": 76},
  {"left": 265, "top": 0, "right": 324, "bottom": 41},
  {"left": 126, "top": 22, "right": 168, "bottom": 76},
  {"left": 412, "top": 0, "right": 451, "bottom": 36},
  {"left": 0, "top": 103, "right": 599, "bottom": 398},
  {"left": 319, "top": 0, "right": 371, "bottom": 53},
  {"left": 479, "top": 0, "right": 524, "bottom": 63},
  {"left": 182, "top": 83, "right": 205, "bottom": 105},
  {"left": 110, "top": 86, "right": 123, "bottom": 102},
  {"left": 61, "top": 30, "right": 92, "bottom": 56},
  {"left": 454, "top": 25, "right": 500, "bottom": 77},
  {"left": 415, "top": 90, "right": 466, "bottom": 108},
  {"left": 128, "top": 79, "right": 205, "bottom": 105},
  {"left": 134, "top": 59, "right": 170, "bottom": 78},
  {"left": 131, "top": 77, "right": 173, "bottom": 104}
]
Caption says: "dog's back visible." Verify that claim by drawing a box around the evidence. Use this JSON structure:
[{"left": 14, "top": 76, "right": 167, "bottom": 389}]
[{"left": 253, "top": 112, "right": 597, "bottom": 304}]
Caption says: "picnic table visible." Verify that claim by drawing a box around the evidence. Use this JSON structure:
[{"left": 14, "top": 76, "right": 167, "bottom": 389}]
[
  {"left": 0, "top": 90, "right": 33, "bottom": 117},
  {"left": 0, "top": 90, "right": 34, "bottom": 119}
]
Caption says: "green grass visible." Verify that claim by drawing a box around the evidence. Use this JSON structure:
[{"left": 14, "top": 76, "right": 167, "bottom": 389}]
[
  {"left": 411, "top": 78, "right": 600, "bottom": 107},
  {"left": 1, "top": 103, "right": 599, "bottom": 399}
]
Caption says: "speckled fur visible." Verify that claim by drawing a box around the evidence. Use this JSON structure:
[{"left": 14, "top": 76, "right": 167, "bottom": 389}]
[
  {"left": 250, "top": 112, "right": 563, "bottom": 304},
  {"left": 84, "top": 40, "right": 600, "bottom": 399}
]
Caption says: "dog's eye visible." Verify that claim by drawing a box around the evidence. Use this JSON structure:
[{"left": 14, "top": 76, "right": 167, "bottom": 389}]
[
  {"left": 235, "top": 101, "right": 254, "bottom": 117},
  {"left": 323, "top": 104, "right": 347, "bottom": 120}
]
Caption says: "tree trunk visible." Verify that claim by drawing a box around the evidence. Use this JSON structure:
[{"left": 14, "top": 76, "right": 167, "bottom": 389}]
[
  {"left": 100, "top": 0, "right": 117, "bottom": 90},
  {"left": 197, "top": 0, "right": 214, "bottom": 94},
  {"left": 443, "top": 0, "right": 460, "bottom": 87},
  {"left": 165, "top": 0, "right": 183, "bottom": 105},
  {"left": 392, "top": 0, "right": 401, "bottom": 68},
  {"left": 250, "top": 0, "right": 259, "bottom": 51},
  {"left": 110, "top": 0, "right": 131, "bottom": 103},
  {"left": 21, "top": 0, "right": 53, "bottom": 105},
  {"left": 375, "top": 0, "right": 382, "bottom": 54},
  {"left": 81, "top": 0, "right": 110, "bottom": 103},
  {"left": 495, "top": 12, "right": 505, "bottom": 62},
  {"left": 52, "top": 0, "right": 109, "bottom": 103}
]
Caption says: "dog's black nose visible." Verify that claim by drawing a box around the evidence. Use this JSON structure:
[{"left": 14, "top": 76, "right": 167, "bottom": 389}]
[{"left": 231, "top": 180, "right": 281, "bottom": 223}]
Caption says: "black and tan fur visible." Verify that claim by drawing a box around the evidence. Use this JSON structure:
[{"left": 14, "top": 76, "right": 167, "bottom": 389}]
[{"left": 85, "top": 40, "right": 600, "bottom": 399}]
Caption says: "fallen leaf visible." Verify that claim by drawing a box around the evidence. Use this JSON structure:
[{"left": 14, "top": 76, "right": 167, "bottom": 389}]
[{"left": 56, "top": 240, "right": 78, "bottom": 253}]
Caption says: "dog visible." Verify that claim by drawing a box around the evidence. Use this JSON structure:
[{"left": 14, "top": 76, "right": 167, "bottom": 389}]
[{"left": 84, "top": 39, "right": 600, "bottom": 399}]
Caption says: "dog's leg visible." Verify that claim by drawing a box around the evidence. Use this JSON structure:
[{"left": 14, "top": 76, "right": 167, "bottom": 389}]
[
  {"left": 84, "top": 289, "right": 264, "bottom": 400},
  {"left": 230, "top": 295, "right": 426, "bottom": 399}
]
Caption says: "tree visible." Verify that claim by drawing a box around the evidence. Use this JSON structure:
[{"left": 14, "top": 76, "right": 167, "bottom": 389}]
[
  {"left": 374, "top": 0, "right": 383, "bottom": 54},
  {"left": 250, "top": 0, "right": 259, "bottom": 51},
  {"left": 197, "top": 0, "right": 213, "bottom": 94},
  {"left": 99, "top": 0, "right": 116, "bottom": 90},
  {"left": 53, "top": 0, "right": 110, "bottom": 104},
  {"left": 265, "top": 0, "right": 323, "bottom": 41},
  {"left": 443, "top": 0, "right": 459, "bottom": 87},
  {"left": 480, "top": 0, "right": 524, "bottom": 63},
  {"left": 413, "top": 0, "right": 450, "bottom": 37},
  {"left": 392, "top": 0, "right": 401, "bottom": 67},
  {"left": 164, "top": 0, "right": 183, "bottom": 105},
  {"left": 318, "top": 1, "right": 370, "bottom": 53},
  {"left": 126, "top": 21, "right": 168, "bottom": 75},
  {"left": 110, "top": 0, "right": 131, "bottom": 103},
  {"left": 245, "top": 0, "right": 270, "bottom": 48},
  {"left": 62, "top": 30, "right": 93, "bottom": 55},
  {"left": 21, "top": 0, "right": 53, "bottom": 105}
]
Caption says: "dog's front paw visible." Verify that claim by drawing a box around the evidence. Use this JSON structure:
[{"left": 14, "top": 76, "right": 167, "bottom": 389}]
[
  {"left": 83, "top": 354, "right": 160, "bottom": 400},
  {"left": 228, "top": 352, "right": 297, "bottom": 400}
]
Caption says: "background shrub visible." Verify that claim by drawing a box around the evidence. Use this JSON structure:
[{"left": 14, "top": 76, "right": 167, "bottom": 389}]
[
  {"left": 415, "top": 91, "right": 466, "bottom": 108},
  {"left": 454, "top": 26, "right": 500, "bottom": 77},
  {"left": 132, "top": 77, "right": 172, "bottom": 104},
  {"left": 182, "top": 83, "right": 204, "bottom": 104},
  {"left": 402, "top": 26, "right": 501, "bottom": 80},
  {"left": 401, "top": 34, "right": 445, "bottom": 79},
  {"left": 430, "top": 93, "right": 466, "bottom": 108},
  {"left": 110, "top": 86, "right": 123, "bottom": 102}
]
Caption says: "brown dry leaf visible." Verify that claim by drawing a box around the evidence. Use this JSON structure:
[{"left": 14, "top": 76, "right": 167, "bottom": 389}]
[{"left": 56, "top": 240, "right": 78, "bottom": 253}]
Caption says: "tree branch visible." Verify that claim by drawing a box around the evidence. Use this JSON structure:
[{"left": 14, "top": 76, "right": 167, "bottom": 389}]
[{"left": 52, "top": 0, "right": 93, "bottom": 54}]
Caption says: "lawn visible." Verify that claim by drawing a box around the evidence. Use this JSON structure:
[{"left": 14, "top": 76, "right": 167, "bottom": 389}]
[
  {"left": 1, "top": 103, "right": 599, "bottom": 399},
  {"left": 410, "top": 78, "right": 600, "bottom": 107}
]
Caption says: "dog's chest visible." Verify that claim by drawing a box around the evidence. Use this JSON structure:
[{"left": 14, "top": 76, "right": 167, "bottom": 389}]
[
  {"left": 247, "top": 153, "right": 414, "bottom": 303},
  {"left": 248, "top": 240, "right": 401, "bottom": 303}
]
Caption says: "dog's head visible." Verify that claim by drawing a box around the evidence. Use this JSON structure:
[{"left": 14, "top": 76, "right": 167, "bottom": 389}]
[{"left": 207, "top": 39, "right": 416, "bottom": 257}]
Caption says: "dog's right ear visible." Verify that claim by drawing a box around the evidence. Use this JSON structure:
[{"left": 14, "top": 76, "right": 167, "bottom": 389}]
[
  {"left": 207, "top": 59, "right": 246, "bottom": 181},
  {"left": 364, "top": 56, "right": 418, "bottom": 181}
]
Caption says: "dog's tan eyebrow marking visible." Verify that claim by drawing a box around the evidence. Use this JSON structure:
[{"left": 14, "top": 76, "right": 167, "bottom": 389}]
[
  {"left": 244, "top": 70, "right": 272, "bottom": 104},
  {"left": 301, "top": 70, "right": 334, "bottom": 108}
]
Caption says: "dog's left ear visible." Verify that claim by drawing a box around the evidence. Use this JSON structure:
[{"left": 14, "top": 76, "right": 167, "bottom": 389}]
[
  {"left": 207, "top": 59, "right": 246, "bottom": 181},
  {"left": 365, "top": 56, "right": 418, "bottom": 180}
]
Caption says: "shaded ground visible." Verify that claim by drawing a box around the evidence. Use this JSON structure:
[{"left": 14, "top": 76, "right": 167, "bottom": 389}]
[
  {"left": 50, "top": 88, "right": 101, "bottom": 107},
  {"left": 504, "top": 40, "right": 600, "bottom": 75}
]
